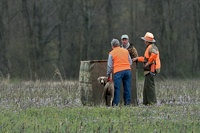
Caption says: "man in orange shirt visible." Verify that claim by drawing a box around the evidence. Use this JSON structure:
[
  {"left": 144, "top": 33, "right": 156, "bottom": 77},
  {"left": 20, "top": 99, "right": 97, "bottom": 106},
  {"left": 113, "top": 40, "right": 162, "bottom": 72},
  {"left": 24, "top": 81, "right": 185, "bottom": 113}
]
[
  {"left": 133, "top": 32, "right": 160, "bottom": 105},
  {"left": 107, "top": 39, "right": 132, "bottom": 106}
]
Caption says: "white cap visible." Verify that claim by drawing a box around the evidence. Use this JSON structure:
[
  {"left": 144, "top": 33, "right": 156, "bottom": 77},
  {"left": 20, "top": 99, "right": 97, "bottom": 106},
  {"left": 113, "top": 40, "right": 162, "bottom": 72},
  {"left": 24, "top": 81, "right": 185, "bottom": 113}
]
[{"left": 121, "top": 34, "right": 129, "bottom": 40}]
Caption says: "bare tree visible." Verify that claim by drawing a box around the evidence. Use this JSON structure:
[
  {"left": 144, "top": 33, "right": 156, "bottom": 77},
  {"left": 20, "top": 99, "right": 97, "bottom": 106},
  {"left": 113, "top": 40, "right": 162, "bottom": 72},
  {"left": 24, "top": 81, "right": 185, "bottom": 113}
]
[
  {"left": 0, "top": 0, "right": 198, "bottom": 80},
  {"left": 0, "top": 0, "right": 9, "bottom": 77},
  {"left": 193, "top": 0, "right": 200, "bottom": 76}
]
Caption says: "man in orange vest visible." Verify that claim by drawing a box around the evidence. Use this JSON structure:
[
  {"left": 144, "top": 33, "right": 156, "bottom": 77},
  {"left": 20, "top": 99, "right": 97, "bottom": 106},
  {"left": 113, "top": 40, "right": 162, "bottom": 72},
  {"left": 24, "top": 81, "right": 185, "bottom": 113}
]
[
  {"left": 133, "top": 32, "right": 160, "bottom": 105},
  {"left": 107, "top": 39, "right": 132, "bottom": 106}
]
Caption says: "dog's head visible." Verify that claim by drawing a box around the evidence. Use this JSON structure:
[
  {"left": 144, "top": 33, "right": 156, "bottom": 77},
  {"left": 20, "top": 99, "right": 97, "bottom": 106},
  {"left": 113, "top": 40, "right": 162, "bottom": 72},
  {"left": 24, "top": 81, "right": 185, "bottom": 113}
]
[{"left": 97, "top": 76, "right": 108, "bottom": 85}]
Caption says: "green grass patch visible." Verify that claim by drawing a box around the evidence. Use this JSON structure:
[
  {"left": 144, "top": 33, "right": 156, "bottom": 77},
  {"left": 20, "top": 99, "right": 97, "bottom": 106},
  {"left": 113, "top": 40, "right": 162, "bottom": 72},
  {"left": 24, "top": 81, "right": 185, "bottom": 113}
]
[
  {"left": 0, "top": 79, "right": 200, "bottom": 132},
  {"left": 0, "top": 105, "right": 200, "bottom": 132}
]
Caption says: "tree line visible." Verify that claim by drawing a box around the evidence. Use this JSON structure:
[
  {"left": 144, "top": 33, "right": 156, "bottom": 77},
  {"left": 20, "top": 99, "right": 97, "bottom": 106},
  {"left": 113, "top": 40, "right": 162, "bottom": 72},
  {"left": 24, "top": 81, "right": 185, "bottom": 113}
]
[{"left": 0, "top": 0, "right": 199, "bottom": 80}]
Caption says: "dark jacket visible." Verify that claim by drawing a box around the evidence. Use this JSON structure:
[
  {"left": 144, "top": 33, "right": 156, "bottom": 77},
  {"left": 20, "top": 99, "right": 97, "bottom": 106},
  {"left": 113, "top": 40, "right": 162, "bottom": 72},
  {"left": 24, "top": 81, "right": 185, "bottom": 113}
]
[{"left": 126, "top": 43, "right": 138, "bottom": 59}]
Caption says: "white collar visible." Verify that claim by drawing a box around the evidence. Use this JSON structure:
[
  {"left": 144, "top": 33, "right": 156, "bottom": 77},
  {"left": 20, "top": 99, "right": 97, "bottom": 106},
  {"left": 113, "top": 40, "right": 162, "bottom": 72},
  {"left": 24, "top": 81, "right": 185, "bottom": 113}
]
[{"left": 122, "top": 43, "right": 130, "bottom": 49}]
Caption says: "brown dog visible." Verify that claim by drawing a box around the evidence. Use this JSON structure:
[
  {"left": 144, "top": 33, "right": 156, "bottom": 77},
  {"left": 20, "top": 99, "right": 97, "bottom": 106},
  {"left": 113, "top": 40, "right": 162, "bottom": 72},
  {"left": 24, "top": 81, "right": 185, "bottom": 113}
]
[{"left": 97, "top": 76, "right": 114, "bottom": 106}]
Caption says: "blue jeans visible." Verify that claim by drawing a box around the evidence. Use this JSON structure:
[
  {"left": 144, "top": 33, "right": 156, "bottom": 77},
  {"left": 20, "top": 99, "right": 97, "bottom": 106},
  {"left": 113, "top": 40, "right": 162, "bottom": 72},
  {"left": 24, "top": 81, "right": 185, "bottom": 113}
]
[{"left": 113, "top": 69, "right": 131, "bottom": 106}]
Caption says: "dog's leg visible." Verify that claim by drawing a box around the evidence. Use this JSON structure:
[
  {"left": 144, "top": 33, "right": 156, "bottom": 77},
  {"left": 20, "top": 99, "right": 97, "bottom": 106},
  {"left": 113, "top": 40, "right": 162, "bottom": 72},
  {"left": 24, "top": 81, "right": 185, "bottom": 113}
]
[
  {"left": 105, "top": 94, "right": 108, "bottom": 106},
  {"left": 104, "top": 82, "right": 113, "bottom": 107},
  {"left": 101, "top": 86, "right": 107, "bottom": 105},
  {"left": 104, "top": 84, "right": 110, "bottom": 106},
  {"left": 101, "top": 92, "right": 104, "bottom": 105},
  {"left": 110, "top": 82, "right": 114, "bottom": 106},
  {"left": 110, "top": 88, "right": 114, "bottom": 106}
]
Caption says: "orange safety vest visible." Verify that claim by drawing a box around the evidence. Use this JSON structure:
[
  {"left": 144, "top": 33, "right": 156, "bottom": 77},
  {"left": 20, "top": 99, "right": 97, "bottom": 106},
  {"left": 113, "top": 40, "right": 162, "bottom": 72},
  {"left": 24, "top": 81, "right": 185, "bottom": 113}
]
[
  {"left": 110, "top": 47, "right": 131, "bottom": 74},
  {"left": 138, "top": 44, "right": 161, "bottom": 73}
]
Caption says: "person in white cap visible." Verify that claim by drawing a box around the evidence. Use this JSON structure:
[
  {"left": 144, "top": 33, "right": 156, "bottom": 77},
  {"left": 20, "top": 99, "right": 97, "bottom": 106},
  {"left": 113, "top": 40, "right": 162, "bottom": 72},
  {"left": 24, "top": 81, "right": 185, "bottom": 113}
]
[
  {"left": 121, "top": 34, "right": 138, "bottom": 105},
  {"left": 132, "top": 32, "right": 161, "bottom": 105},
  {"left": 121, "top": 34, "right": 138, "bottom": 59}
]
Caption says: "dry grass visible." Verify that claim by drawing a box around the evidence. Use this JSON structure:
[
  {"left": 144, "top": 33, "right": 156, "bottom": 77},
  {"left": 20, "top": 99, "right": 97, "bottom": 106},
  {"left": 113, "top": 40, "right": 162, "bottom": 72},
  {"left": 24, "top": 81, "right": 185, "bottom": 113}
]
[
  {"left": 0, "top": 79, "right": 200, "bottom": 132},
  {"left": 137, "top": 79, "right": 200, "bottom": 105},
  {"left": 0, "top": 79, "right": 200, "bottom": 109},
  {"left": 0, "top": 80, "right": 82, "bottom": 109}
]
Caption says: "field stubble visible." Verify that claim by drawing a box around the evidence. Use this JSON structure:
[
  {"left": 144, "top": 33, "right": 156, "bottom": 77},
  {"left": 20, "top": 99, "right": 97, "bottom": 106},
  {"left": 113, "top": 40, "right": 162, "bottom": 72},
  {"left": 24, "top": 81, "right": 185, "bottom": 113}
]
[
  {"left": 1, "top": 79, "right": 200, "bottom": 108},
  {"left": 0, "top": 79, "right": 200, "bottom": 132}
]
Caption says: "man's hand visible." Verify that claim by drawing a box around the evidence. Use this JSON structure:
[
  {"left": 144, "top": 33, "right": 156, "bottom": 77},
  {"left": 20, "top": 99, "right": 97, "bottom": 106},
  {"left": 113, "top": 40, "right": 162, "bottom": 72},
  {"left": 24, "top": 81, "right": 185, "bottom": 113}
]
[{"left": 132, "top": 57, "right": 138, "bottom": 62}]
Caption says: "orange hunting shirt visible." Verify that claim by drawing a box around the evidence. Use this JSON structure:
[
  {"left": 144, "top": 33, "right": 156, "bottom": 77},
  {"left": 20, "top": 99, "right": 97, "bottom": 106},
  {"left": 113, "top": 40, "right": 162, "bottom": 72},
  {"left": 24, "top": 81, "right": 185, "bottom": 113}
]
[{"left": 138, "top": 44, "right": 158, "bottom": 64}]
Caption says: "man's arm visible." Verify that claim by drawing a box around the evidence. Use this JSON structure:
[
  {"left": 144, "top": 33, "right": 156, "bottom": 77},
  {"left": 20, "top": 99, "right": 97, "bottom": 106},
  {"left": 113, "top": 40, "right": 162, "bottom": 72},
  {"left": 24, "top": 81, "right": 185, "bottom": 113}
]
[
  {"left": 128, "top": 54, "right": 132, "bottom": 65},
  {"left": 145, "top": 48, "right": 158, "bottom": 67},
  {"left": 131, "top": 46, "right": 138, "bottom": 58},
  {"left": 107, "top": 54, "right": 113, "bottom": 78},
  {"left": 128, "top": 43, "right": 138, "bottom": 58},
  {"left": 132, "top": 56, "right": 144, "bottom": 62}
]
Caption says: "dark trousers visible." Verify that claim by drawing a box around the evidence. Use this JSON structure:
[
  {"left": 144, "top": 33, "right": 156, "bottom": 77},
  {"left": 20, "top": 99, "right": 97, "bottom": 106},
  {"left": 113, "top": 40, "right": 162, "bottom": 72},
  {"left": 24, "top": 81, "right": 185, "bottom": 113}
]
[
  {"left": 143, "top": 73, "right": 157, "bottom": 105},
  {"left": 113, "top": 70, "right": 132, "bottom": 106}
]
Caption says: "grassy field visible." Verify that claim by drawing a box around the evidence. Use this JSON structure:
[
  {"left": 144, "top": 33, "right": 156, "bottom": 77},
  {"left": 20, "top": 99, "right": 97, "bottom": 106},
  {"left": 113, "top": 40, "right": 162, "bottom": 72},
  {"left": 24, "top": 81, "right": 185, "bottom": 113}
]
[{"left": 0, "top": 79, "right": 200, "bottom": 132}]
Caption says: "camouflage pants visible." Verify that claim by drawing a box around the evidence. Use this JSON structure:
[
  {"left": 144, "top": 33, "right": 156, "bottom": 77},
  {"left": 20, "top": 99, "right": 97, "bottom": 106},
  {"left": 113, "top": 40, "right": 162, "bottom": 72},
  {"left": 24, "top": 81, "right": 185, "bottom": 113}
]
[{"left": 143, "top": 73, "right": 157, "bottom": 105}]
